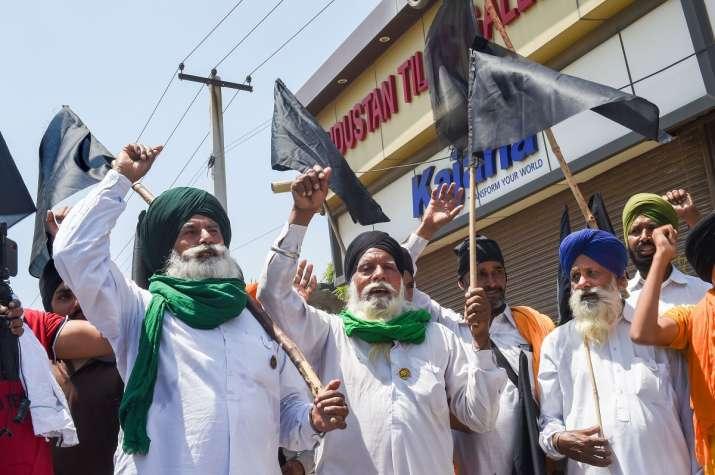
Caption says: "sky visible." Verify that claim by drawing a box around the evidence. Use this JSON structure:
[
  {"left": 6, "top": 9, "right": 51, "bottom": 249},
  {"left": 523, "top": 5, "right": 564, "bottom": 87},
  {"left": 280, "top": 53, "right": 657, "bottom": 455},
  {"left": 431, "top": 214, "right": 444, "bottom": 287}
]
[{"left": 0, "top": 0, "right": 382, "bottom": 306}]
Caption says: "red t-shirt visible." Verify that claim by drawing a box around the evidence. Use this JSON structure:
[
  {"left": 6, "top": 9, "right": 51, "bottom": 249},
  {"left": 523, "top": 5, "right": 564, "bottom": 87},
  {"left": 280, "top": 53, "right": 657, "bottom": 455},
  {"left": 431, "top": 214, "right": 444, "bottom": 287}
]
[
  {"left": 0, "top": 309, "right": 66, "bottom": 475},
  {"left": 23, "top": 309, "right": 66, "bottom": 359}
]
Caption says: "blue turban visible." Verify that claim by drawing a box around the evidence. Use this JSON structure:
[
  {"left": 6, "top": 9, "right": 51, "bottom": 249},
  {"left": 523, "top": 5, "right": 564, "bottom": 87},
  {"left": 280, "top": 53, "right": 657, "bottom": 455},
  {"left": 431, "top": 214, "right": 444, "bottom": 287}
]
[{"left": 559, "top": 229, "right": 628, "bottom": 278}]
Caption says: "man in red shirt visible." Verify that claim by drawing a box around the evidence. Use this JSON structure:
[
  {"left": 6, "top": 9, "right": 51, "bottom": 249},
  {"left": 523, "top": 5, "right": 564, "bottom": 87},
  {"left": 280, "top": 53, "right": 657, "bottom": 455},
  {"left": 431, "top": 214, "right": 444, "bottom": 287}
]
[{"left": 0, "top": 281, "right": 112, "bottom": 475}]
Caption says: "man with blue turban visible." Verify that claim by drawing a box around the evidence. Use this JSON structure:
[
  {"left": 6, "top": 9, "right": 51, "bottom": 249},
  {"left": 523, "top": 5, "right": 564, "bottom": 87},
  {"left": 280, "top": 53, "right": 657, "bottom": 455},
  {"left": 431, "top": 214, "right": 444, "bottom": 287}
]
[
  {"left": 538, "top": 229, "right": 695, "bottom": 474},
  {"left": 52, "top": 144, "right": 347, "bottom": 474}
]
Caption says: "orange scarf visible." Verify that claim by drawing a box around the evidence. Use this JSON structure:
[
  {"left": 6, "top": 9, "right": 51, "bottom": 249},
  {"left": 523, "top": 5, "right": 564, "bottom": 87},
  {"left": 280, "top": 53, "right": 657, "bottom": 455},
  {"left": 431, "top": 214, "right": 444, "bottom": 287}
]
[
  {"left": 686, "top": 290, "right": 715, "bottom": 472},
  {"left": 245, "top": 282, "right": 258, "bottom": 300},
  {"left": 510, "top": 306, "right": 555, "bottom": 398}
]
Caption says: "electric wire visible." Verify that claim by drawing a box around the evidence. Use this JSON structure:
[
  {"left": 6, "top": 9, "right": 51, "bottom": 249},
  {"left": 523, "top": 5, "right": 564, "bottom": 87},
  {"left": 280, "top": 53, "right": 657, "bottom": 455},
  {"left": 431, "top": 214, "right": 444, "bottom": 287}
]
[{"left": 213, "top": 0, "right": 286, "bottom": 70}]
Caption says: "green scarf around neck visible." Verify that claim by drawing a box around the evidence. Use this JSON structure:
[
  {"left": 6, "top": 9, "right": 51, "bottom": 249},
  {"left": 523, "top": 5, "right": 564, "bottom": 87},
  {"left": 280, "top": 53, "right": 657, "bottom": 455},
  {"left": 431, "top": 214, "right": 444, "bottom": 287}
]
[
  {"left": 120, "top": 274, "right": 247, "bottom": 455},
  {"left": 339, "top": 308, "right": 431, "bottom": 344}
]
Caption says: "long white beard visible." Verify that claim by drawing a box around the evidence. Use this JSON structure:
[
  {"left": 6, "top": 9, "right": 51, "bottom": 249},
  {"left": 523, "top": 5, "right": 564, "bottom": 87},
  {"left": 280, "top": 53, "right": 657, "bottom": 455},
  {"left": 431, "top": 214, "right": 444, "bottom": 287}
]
[
  {"left": 570, "top": 280, "right": 623, "bottom": 345},
  {"left": 164, "top": 244, "right": 242, "bottom": 280},
  {"left": 345, "top": 280, "right": 411, "bottom": 363},
  {"left": 345, "top": 280, "right": 410, "bottom": 322}
]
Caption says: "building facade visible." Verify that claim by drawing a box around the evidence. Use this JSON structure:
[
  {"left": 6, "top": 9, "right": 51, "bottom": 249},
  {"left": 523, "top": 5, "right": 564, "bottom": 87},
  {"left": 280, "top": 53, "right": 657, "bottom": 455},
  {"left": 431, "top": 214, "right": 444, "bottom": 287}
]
[{"left": 297, "top": 0, "right": 715, "bottom": 317}]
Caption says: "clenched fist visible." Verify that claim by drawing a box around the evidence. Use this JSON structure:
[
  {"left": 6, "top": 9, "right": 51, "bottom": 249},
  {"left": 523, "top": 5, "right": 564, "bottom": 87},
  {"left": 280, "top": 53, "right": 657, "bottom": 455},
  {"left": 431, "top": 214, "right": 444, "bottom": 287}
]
[{"left": 112, "top": 144, "right": 163, "bottom": 183}]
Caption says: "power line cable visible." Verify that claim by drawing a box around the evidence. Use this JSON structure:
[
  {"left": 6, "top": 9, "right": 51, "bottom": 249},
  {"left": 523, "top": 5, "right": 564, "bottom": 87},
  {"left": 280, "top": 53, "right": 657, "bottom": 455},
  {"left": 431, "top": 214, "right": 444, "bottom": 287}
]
[
  {"left": 135, "top": 1, "right": 248, "bottom": 143},
  {"left": 135, "top": 70, "right": 178, "bottom": 143},
  {"left": 214, "top": 0, "right": 286, "bottom": 70},
  {"left": 181, "top": 0, "right": 249, "bottom": 65},
  {"left": 246, "top": 0, "right": 339, "bottom": 77},
  {"left": 162, "top": 84, "right": 206, "bottom": 148},
  {"left": 231, "top": 224, "right": 284, "bottom": 251},
  {"left": 177, "top": 0, "right": 339, "bottom": 188}
]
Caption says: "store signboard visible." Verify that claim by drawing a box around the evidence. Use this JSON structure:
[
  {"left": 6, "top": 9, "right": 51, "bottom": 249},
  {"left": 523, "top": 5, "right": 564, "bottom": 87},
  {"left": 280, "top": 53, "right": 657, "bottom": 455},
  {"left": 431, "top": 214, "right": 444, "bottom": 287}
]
[{"left": 334, "top": 0, "right": 709, "bottom": 248}]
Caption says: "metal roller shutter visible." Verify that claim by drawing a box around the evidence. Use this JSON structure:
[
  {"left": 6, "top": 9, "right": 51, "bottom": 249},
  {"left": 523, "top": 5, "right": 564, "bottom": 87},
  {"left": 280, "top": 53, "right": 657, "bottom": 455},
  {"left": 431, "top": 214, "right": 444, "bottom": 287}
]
[{"left": 414, "top": 117, "right": 715, "bottom": 319}]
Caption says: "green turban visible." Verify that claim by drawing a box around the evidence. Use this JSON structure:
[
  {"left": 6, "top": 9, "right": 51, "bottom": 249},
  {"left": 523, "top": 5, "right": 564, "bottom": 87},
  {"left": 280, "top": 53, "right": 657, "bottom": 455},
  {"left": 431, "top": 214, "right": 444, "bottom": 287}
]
[
  {"left": 621, "top": 193, "right": 678, "bottom": 242},
  {"left": 138, "top": 187, "right": 231, "bottom": 276}
]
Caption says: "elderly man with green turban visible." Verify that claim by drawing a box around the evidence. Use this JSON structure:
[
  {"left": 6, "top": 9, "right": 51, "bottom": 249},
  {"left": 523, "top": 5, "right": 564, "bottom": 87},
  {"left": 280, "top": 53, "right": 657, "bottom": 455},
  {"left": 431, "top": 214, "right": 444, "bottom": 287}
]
[
  {"left": 53, "top": 144, "right": 348, "bottom": 474},
  {"left": 621, "top": 189, "right": 708, "bottom": 473}
]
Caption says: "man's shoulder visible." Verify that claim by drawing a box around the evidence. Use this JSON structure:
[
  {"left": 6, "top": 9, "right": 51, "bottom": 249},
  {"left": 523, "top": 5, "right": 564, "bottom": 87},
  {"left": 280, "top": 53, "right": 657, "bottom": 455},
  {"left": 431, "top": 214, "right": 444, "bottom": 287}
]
[
  {"left": 23, "top": 308, "right": 65, "bottom": 332},
  {"left": 23, "top": 308, "right": 66, "bottom": 356},
  {"left": 541, "top": 321, "right": 574, "bottom": 349}
]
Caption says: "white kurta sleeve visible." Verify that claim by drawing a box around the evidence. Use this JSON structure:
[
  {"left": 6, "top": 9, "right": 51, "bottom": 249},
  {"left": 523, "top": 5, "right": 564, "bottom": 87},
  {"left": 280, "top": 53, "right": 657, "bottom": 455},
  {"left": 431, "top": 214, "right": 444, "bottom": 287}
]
[
  {"left": 402, "top": 232, "right": 428, "bottom": 275},
  {"left": 258, "top": 223, "right": 332, "bottom": 370},
  {"left": 412, "top": 288, "right": 463, "bottom": 329},
  {"left": 537, "top": 332, "right": 566, "bottom": 460},
  {"left": 277, "top": 348, "right": 318, "bottom": 451},
  {"left": 52, "top": 170, "right": 148, "bottom": 346},
  {"left": 668, "top": 350, "right": 702, "bottom": 474},
  {"left": 444, "top": 328, "right": 507, "bottom": 433}
]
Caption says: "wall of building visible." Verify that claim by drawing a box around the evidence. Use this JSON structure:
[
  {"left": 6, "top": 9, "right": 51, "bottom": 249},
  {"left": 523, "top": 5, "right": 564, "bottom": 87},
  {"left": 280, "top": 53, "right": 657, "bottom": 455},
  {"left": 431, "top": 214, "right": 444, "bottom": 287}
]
[{"left": 414, "top": 115, "right": 715, "bottom": 318}]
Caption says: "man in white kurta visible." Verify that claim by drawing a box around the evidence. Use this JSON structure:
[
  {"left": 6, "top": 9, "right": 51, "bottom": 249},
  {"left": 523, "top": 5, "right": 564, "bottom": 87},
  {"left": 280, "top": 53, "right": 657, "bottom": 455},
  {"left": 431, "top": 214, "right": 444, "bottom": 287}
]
[
  {"left": 398, "top": 183, "right": 553, "bottom": 475},
  {"left": 52, "top": 144, "right": 344, "bottom": 474},
  {"left": 258, "top": 165, "right": 506, "bottom": 475},
  {"left": 539, "top": 228, "right": 694, "bottom": 474}
]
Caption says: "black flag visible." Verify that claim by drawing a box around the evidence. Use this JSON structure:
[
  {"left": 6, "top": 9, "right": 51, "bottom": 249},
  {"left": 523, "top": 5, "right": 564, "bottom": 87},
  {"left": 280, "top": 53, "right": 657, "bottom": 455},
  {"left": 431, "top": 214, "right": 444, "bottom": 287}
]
[
  {"left": 589, "top": 192, "right": 616, "bottom": 235},
  {"left": 0, "top": 132, "right": 36, "bottom": 228},
  {"left": 515, "top": 351, "right": 546, "bottom": 475},
  {"left": 557, "top": 205, "right": 573, "bottom": 325},
  {"left": 469, "top": 36, "right": 668, "bottom": 153},
  {"left": 424, "top": 0, "right": 477, "bottom": 149},
  {"left": 29, "top": 106, "right": 113, "bottom": 277},
  {"left": 271, "top": 79, "right": 389, "bottom": 225}
]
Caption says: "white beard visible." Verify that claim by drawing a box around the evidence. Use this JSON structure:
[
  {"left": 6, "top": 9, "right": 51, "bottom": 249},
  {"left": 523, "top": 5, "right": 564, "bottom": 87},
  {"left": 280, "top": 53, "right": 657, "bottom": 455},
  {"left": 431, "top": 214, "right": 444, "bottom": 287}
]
[
  {"left": 164, "top": 244, "right": 242, "bottom": 280},
  {"left": 345, "top": 280, "right": 411, "bottom": 363},
  {"left": 570, "top": 280, "right": 623, "bottom": 345},
  {"left": 345, "top": 280, "right": 410, "bottom": 322}
]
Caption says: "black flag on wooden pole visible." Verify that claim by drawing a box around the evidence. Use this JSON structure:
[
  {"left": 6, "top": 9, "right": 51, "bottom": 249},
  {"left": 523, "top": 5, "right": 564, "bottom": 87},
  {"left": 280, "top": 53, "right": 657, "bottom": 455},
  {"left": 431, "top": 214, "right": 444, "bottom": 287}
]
[
  {"left": 271, "top": 79, "right": 389, "bottom": 225},
  {"left": 29, "top": 106, "right": 113, "bottom": 277},
  {"left": 469, "top": 35, "right": 669, "bottom": 153}
]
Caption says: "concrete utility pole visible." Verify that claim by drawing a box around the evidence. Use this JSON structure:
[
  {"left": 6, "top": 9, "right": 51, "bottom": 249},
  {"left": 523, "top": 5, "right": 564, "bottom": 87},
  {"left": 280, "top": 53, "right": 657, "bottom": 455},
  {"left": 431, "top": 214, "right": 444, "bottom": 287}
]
[{"left": 178, "top": 64, "right": 253, "bottom": 211}]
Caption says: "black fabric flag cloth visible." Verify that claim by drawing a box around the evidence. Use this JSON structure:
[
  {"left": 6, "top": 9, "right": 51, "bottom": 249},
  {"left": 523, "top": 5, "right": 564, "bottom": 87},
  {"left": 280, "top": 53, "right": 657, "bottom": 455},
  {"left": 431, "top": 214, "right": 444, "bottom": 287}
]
[
  {"left": 271, "top": 79, "right": 389, "bottom": 226},
  {"left": 0, "top": 132, "right": 35, "bottom": 228},
  {"left": 557, "top": 194, "right": 616, "bottom": 325},
  {"left": 469, "top": 35, "right": 667, "bottom": 153},
  {"left": 492, "top": 344, "right": 545, "bottom": 474},
  {"left": 557, "top": 205, "right": 572, "bottom": 325},
  {"left": 515, "top": 351, "right": 546, "bottom": 475},
  {"left": 589, "top": 192, "right": 616, "bottom": 235},
  {"left": 29, "top": 106, "right": 113, "bottom": 277},
  {"left": 424, "top": 0, "right": 477, "bottom": 149}
]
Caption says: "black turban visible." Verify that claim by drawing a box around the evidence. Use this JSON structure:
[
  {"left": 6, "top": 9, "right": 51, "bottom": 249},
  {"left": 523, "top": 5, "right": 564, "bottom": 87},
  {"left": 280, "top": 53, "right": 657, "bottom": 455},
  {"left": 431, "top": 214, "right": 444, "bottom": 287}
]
[
  {"left": 344, "top": 231, "right": 410, "bottom": 282},
  {"left": 686, "top": 212, "right": 715, "bottom": 284},
  {"left": 39, "top": 259, "right": 63, "bottom": 312},
  {"left": 138, "top": 187, "right": 231, "bottom": 277},
  {"left": 454, "top": 235, "right": 504, "bottom": 278}
]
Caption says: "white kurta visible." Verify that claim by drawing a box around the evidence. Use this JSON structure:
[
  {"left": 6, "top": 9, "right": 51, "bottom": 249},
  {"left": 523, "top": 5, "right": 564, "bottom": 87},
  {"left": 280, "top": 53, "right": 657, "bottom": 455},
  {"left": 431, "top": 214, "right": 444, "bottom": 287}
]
[
  {"left": 53, "top": 170, "right": 316, "bottom": 475},
  {"left": 405, "top": 233, "right": 536, "bottom": 475},
  {"left": 538, "top": 314, "right": 693, "bottom": 475},
  {"left": 258, "top": 224, "right": 506, "bottom": 475},
  {"left": 626, "top": 265, "right": 711, "bottom": 314},
  {"left": 625, "top": 265, "right": 707, "bottom": 474}
]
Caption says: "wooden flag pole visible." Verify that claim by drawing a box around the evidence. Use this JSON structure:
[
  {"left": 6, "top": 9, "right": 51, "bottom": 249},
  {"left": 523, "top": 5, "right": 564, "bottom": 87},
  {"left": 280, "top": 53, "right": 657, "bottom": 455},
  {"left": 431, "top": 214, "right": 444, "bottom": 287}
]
[
  {"left": 483, "top": 0, "right": 597, "bottom": 230},
  {"left": 484, "top": 0, "right": 602, "bottom": 435},
  {"left": 270, "top": 180, "right": 347, "bottom": 257},
  {"left": 584, "top": 338, "right": 605, "bottom": 431},
  {"left": 131, "top": 183, "right": 323, "bottom": 398},
  {"left": 468, "top": 165, "right": 478, "bottom": 288},
  {"left": 466, "top": 46, "right": 479, "bottom": 290}
]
